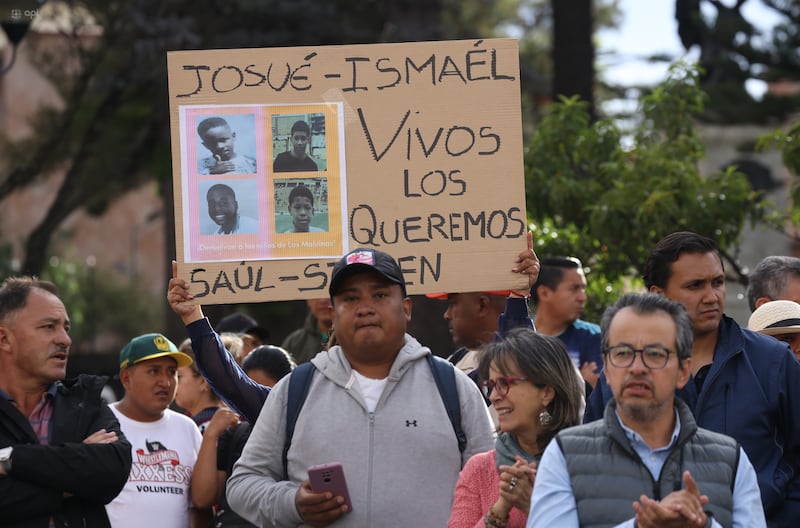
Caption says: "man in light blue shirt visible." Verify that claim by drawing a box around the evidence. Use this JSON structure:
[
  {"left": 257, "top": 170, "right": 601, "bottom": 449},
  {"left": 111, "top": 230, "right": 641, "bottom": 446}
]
[{"left": 528, "top": 293, "right": 765, "bottom": 528}]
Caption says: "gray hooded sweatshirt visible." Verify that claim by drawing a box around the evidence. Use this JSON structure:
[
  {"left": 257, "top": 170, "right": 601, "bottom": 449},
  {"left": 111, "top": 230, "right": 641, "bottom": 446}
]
[{"left": 227, "top": 334, "right": 495, "bottom": 527}]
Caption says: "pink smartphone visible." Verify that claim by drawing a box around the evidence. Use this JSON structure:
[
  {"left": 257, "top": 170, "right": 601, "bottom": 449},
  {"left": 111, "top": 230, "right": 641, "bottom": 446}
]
[{"left": 308, "top": 462, "right": 352, "bottom": 511}]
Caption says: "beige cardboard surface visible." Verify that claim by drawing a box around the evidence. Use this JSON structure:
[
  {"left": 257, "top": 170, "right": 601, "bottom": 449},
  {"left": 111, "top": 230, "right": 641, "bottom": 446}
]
[{"left": 168, "top": 39, "right": 528, "bottom": 303}]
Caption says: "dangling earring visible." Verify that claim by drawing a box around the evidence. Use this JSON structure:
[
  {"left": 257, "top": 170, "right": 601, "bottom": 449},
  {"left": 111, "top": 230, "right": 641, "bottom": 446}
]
[{"left": 539, "top": 410, "right": 552, "bottom": 425}]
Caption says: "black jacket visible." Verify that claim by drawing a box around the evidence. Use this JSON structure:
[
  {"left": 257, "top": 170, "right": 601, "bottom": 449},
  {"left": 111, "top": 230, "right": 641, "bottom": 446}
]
[{"left": 0, "top": 374, "right": 132, "bottom": 528}]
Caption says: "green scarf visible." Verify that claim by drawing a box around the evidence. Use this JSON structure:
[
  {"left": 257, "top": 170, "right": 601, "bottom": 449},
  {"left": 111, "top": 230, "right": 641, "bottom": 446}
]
[{"left": 494, "top": 432, "right": 540, "bottom": 470}]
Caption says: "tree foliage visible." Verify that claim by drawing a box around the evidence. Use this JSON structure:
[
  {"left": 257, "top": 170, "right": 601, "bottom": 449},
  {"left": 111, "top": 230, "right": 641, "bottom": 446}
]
[
  {"left": 525, "top": 62, "right": 764, "bottom": 319},
  {"left": 757, "top": 118, "right": 800, "bottom": 227},
  {"left": 675, "top": 0, "right": 800, "bottom": 123},
  {"left": 2, "top": 0, "right": 531, "bottom": 276},
  {"left": 0, "top": 0, "right": 627, "bottom": 278}
]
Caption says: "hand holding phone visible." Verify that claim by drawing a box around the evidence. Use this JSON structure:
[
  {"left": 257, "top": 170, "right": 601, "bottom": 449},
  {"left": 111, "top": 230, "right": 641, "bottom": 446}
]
[{"left": 307, "top": 462, "right": 352, "bottom": 511}]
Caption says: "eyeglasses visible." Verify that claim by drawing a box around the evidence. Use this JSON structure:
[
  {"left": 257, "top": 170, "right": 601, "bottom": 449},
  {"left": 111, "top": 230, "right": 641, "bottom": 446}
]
[
  {"left": 604, "top": 345, "right": 672, "bottom": 369},
  {"left": 480, "top": 376, "right": 528, "bottom": 398}
]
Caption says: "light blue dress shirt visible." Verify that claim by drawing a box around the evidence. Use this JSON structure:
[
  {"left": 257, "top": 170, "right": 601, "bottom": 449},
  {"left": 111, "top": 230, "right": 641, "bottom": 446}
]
[{"left": 527, "top": 410, "right": 766, "bottom": 528}]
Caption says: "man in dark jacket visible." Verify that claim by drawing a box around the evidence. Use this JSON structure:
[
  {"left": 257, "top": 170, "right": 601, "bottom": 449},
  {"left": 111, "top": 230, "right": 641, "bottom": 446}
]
[
  {"left": 0, "top": 277, "right": 132, "bottom": 528},
  {"left": 585, "top": 232, "right": 800, "bottom": 527}
]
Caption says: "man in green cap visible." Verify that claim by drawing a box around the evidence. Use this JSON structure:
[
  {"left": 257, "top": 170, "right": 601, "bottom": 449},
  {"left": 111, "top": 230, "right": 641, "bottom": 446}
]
[{"left": 105, "top": 333, "right": 207, "bottom": 528}]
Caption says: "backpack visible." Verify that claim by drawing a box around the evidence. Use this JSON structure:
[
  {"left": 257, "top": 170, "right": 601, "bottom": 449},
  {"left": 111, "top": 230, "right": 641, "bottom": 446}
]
[{"left": 282, "top": 354, "right": 466, "bottom": 479}]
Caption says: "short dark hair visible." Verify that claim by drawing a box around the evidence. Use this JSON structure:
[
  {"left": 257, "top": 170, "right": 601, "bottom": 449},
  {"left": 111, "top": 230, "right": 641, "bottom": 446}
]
[
  {"left": 0, "top": 276, "right": 59, "bottom": 323},
  {"left": 643, "top": 231, "right": 722, "bottom": 290},
  {"left": 478, "top": 327, "right": 584, "bottom": 452},
  {"left": 288, "top": 184, "right": 314, "bottom": 208},
  {"left": 197, "top": 116, "right": 230, "bottom": 138},
  {"left": 242, "top": 345, "right": 296, "bottom": 381},
  {"left": 746, "top": 256, "right": 800, "bottom": 311},
  {"left": 531, "top": 256, "right": 582, "bottom": 304},
  {"left": 600, "top": 292, "right": 693, "bottom": 362},
  {"left": 291, "top": 120, "right": 310, "bottom": 136},
  {"left": 207, "top": 183, "right": 236, "bottom": 200}
]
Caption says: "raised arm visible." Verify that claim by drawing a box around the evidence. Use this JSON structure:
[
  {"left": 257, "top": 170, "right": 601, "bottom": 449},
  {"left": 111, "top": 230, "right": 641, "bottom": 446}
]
[
  {"left": 168, "top": 260, "right": 269, "bottom": 422},
  {"left": 499, "top": 231, "right": 539, "bottom": 336},
  {"left": 168, "top": 260, "right": 205, "bottom": 326},
  {"left": 511, "top": 231, "right": 540, "bottom": 293}
]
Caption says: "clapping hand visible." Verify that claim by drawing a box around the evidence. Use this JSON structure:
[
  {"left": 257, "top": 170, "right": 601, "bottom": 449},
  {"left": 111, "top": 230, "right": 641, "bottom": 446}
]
[{"left": 633, "top": 471, "right": 709, "bottom": 528}]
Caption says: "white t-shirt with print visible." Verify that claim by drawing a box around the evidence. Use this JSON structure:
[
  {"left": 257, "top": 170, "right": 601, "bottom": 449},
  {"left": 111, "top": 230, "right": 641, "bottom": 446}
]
[{"left": 105, "top": 405, "right": 202, "bottom": 528}]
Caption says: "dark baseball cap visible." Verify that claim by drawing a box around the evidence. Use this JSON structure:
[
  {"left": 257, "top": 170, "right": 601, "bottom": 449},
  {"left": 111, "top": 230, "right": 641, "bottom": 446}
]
[
  {"left": 119, "top": 333, "right": 193, "bottom": 369},
  {"left": 215, "top": 312, "right": 270, "bottom": 342},
  {"left": 216, "top": 312, "right": 258, "bottom": 334},
  {"left": 329, "top": 248, "right": 407, "bottom": 298}
]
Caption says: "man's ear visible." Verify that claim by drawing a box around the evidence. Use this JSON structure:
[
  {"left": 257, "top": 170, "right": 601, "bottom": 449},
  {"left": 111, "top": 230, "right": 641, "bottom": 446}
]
[
  {"left": 477, "top": 294, "right": 491, "bottom": 316},
  {"left": 602, "top": 354, "right": 610, "bottom": 373},
  {"left": 649, "top": 285, "right": 664, "bottom": 295},
  {"left": 537, "top": 285, "right": 552, "bottom": 302},
  {"left": 754, "top": 297, "right": 772, "bottom": 310},
  {"left": 403, "top": 297, "right": 412, "bottom": 322},
  {"left": 0, "top": 325, "right": 11, "bottom": 352},
  {"left": 119, "top": 368, "right": 132, "bottom": 391},
  {"left": 676, "top": 357, "right": 691, "bottom": 390}
]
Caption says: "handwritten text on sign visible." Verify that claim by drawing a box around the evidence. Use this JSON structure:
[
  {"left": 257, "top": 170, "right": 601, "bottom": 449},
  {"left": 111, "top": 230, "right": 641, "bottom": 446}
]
[{"left": 168, "top": 39, "right": 528, "bottom": 303}]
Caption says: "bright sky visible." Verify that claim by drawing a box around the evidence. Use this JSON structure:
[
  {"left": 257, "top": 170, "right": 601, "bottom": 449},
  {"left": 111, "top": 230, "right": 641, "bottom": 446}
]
[
  {"left": 597, "top": 0, "right": 781, "bottom": 97},
  {"left": 597, "top": 0, "right": 684, "bottom": 87}
]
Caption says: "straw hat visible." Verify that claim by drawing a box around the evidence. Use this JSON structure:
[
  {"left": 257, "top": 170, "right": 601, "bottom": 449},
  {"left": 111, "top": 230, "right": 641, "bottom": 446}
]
[{"left": 747, "top": 300, "right": 800, "bottom": 335}]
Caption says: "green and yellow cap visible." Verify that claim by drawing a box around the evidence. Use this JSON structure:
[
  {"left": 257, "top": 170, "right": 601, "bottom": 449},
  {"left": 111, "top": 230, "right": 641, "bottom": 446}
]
[{"left": 119, "top": 333, "right": 193, "bottom": 369}]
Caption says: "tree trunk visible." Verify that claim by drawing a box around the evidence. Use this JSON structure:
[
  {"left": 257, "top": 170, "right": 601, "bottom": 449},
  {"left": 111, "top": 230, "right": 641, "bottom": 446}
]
[{"left": 552, "top": 0, "right": 595, "bottom": 120}]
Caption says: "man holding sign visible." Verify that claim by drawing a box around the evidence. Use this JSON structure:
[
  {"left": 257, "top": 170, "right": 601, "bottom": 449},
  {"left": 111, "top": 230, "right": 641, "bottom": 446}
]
[
  {"left": 169, "top": 236, "right": 539, "bottom": 527},
  {"left": 226, "top": 244, "right": 537, "bottom": 527}
]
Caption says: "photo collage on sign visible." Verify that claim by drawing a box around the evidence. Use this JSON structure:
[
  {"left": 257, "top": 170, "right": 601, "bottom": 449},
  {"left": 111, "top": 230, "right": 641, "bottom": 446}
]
[{"left": 179, "top": 103, "right": 345, "bottom": 263}]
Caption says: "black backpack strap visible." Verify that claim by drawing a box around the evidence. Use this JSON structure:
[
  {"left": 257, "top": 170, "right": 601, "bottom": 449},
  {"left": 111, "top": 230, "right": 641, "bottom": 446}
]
[
  {"left": 283, "top": 362, "right": 317, "bottom": 480},
  {"left": 427, "top": 354, "right": 466, "bottom": 453}
]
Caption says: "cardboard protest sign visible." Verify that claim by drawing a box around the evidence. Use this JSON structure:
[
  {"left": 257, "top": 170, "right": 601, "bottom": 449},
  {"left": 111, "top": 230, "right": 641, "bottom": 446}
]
[{"left": 168, "top": 38, "right": 528, "bottom": 303}]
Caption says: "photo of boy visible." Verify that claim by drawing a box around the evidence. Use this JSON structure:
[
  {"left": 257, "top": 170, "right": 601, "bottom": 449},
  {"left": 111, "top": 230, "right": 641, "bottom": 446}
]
[
  {"left": 197, "top": 116, "right": 257, "bottom": 175},
  {"left": 203, "top": 182, "right": 259, "bottom": 235},
  {"left": 273, "top": 119, "right": 320, "bottom": 173},
  {"left": 275, "top": 180, "right": 328, "bottom": 233}
]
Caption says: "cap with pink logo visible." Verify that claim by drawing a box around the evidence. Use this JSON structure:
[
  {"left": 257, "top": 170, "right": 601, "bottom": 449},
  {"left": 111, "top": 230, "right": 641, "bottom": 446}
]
[{"left": 329, "top": 248, "right": 407, "bottom": 298}]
